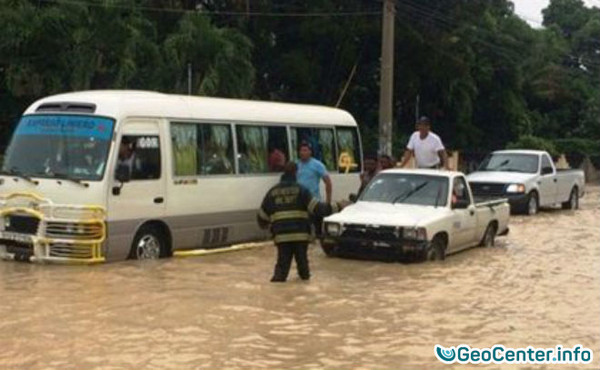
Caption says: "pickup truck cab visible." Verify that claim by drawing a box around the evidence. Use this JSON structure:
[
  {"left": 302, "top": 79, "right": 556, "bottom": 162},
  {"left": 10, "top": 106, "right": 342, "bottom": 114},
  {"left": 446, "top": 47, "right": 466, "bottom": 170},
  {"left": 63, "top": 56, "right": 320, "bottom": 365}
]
[
  {"left": 322, "top": 169, "right": 510, "bottom": 261},
  {"left": 467, "top": 150, "right": 585, "bottom": 215}
]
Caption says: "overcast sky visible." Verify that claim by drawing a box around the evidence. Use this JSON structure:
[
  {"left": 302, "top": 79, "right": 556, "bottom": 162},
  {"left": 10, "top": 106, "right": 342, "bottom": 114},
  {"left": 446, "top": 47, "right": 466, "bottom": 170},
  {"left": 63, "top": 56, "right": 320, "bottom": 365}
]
[{"left": 512, "top": 0, "right": 598, "bottom": 27}]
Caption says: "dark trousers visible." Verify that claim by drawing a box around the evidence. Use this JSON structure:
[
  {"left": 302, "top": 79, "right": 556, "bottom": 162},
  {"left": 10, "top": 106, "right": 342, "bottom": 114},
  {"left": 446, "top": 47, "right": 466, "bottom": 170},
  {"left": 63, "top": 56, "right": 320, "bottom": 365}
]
[
  {"left": 313, "top": 215, "right": 324, "bottom": 238},
  {"left": 272, "top": 242, "right": 310, "bottom": 281}
]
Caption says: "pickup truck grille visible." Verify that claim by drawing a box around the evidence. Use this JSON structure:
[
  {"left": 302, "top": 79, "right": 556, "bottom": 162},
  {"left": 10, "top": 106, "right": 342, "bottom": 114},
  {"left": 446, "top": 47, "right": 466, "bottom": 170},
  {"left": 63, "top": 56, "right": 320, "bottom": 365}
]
[
  {"left": 342, "top": 224, "right": 400, "bottom": 242},
  {"left": 470, "top": 182, "right": 506, "bottom": 196}
]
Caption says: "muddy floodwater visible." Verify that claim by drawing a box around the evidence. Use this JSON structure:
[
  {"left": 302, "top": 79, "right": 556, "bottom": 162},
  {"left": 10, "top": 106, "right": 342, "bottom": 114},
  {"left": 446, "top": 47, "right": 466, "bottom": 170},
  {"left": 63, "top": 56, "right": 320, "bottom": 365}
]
[{"left": 1, "top": 187, "right": 599, "bottom": 369}]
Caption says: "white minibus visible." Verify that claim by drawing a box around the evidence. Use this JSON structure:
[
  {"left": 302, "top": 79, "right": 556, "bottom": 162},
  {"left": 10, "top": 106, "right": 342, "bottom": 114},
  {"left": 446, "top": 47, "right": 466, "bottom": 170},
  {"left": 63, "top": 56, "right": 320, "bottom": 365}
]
[{"left": 0, "top": 90, "right": 362, "bottom": 263}]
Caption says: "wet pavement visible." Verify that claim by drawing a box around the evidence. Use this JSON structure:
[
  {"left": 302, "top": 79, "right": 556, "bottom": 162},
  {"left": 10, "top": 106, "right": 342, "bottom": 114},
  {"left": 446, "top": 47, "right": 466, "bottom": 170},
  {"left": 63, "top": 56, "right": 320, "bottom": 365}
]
[{"left": 1, "top": 186, "right": 599, "bottom": 369}]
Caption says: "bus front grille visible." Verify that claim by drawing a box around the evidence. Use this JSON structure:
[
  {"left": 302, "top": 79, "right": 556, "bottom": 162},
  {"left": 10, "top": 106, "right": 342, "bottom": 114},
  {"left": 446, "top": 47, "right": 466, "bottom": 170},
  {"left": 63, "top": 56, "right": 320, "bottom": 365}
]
[
  {"left": 45, "top": 222, "right": 104, "bottom": 240},
  {"left": 48, "top": 243, "right": 94, "bottom": 259}
]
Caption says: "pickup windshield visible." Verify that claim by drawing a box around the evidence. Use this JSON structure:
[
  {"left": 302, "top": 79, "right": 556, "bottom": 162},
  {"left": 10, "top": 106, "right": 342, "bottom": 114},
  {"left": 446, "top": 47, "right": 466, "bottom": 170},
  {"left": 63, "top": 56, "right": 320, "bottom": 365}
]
[
  {"left": 360, "top": 173, "right": 449, "bottom": 207},
  {"left": 478, "top": 153, "right": 538, "bottom": 174},
  {"left": 2, "top": 114, "right": 115, "bottom": 181}
]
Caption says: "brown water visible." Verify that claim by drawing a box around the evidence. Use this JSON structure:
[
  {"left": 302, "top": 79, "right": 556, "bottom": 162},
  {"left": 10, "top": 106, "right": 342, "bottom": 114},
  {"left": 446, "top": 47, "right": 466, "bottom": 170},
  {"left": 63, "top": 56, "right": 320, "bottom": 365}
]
[{"left": 1, "top": 187, "right": 599, "bottom": 369}]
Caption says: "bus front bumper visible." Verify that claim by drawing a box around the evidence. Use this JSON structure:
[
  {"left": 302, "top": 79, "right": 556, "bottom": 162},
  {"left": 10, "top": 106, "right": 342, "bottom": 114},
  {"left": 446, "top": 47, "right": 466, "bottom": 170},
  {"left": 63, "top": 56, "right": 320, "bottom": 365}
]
[{"left": 0, "top": 192, "right": 106, "bottom": 264}]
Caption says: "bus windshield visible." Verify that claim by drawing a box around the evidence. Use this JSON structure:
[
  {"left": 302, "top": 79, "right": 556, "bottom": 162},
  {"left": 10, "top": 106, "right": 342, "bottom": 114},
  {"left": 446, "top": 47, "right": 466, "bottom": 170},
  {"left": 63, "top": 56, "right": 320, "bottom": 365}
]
[
  {"left": 2, "top": 114, "right": 115, "bottom": 181},
  {"left": 360, "top": 173, "right": 449, "bottom": 207}
]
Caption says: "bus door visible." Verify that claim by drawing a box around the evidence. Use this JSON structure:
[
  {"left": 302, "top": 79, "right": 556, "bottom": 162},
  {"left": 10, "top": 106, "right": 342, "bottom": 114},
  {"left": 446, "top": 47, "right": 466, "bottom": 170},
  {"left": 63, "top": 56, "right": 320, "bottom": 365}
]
[{"left": 107, "top": 119, "right": 166, "bottom": 259}]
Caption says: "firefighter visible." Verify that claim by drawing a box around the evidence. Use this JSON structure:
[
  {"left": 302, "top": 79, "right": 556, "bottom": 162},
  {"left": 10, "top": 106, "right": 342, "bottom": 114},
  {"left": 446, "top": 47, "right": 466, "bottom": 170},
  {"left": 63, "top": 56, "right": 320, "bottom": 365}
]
[{"left": 257, "top": 162, "right": 344, "bottom": 282}]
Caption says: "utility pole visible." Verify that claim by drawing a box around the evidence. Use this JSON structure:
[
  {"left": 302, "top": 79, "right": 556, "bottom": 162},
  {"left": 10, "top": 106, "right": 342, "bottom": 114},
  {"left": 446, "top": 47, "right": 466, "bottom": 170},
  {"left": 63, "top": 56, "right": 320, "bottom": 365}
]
[
  {"left": 378, "top": 0, "right": 395, "bottom": 156},
  {"left": 187, "top": 63, "right": 192, "bottom": 96},
  {"left": 415, "top": 94, "right": 420, "bottom": 122}
]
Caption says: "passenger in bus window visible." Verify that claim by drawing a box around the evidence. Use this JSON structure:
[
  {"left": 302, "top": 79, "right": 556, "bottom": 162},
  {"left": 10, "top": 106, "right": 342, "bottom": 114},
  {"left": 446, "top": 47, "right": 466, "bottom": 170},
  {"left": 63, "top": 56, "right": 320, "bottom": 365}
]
[
  {"left": 268, "top": 146, "right": 286, "bottom": 172},
  {"left": 82, "top": 139, "right": 105, "bottom": 176}
]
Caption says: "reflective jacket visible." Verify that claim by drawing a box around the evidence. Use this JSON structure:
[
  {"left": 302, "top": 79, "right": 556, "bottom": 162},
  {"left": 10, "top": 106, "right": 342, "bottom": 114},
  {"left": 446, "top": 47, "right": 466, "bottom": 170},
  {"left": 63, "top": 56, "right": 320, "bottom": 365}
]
[{"left": 257, "top": 180, "right": 340, "bottom": 245}]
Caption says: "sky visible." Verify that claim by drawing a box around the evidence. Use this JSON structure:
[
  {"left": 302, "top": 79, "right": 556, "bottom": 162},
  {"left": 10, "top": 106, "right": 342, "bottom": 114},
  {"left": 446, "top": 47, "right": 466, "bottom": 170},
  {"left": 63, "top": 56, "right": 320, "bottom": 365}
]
[{"left": 512, "top": 0, "right": 598, "bottom": 27}]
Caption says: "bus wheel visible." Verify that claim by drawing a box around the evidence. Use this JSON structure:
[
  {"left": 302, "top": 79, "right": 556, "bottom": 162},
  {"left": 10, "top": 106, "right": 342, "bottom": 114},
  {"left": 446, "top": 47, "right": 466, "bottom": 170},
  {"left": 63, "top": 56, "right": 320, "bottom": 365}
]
[{"left": 129, "top": 226, "right": 165, "bottom": 260}]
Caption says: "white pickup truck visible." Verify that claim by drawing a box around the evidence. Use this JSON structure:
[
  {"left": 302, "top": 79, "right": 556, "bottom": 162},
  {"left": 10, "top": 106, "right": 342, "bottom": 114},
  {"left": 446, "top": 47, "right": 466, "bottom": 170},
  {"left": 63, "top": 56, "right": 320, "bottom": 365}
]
[
  {"left": 321, "top": 169, "right": 510, "bottom": 261},
  {"left": 467, "top": 150, "right": 585, "bottom": 215}
]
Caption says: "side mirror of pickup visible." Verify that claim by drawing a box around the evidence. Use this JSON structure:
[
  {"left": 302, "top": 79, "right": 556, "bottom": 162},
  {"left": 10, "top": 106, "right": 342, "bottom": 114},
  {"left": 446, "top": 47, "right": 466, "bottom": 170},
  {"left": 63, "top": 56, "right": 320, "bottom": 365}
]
[{"left": 452, "top": 199, "right": 471, "bottom": 209}]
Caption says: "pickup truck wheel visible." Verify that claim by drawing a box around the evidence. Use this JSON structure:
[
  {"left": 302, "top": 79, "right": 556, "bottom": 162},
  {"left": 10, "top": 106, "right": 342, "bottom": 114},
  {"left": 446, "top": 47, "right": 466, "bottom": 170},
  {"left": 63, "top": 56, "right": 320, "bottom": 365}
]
[
  {"left": 526, "top": 192, "right": 539, "bottom": 216},
  {"left": 561, "top": 188, "right": 579, "bottom": 210},
  {"left": 425, "top": 237, "right": 446, "bottom": 261},
  {"left": 480, "top": 223, "right": 496, "bottom": 247}
]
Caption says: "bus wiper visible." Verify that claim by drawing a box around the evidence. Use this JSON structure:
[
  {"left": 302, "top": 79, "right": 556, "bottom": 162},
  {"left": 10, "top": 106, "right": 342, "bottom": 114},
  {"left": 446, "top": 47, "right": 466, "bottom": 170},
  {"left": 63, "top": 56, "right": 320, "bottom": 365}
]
[
  {"left": 51, "top": 172, "right": 89, "bottom": 188},
  {"left": 392, "top": 181, "right": 429, "bottom": 204},
  {"left": 0, "top": 167, "right": 38, "bottom": 185}
]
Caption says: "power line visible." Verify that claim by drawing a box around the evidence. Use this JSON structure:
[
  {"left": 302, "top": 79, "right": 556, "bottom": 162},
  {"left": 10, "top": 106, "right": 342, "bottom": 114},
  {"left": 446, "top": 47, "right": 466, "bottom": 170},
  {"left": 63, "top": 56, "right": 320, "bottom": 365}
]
[
  {"left": 41, "top": 0, "right": 382, "bottom": 17},
  {"left": 395, "top": 0, "right": 523, "bottom": 62}
]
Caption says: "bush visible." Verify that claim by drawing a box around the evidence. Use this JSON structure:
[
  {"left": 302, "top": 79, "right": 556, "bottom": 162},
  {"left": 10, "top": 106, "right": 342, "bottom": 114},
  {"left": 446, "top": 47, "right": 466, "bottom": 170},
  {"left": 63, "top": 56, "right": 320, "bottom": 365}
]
[
  {"left": 554, "top": 138, "right": 599, "bottom": 168},
  {"left": 554, "top": 138, "right": 599, "bottom": 156},
  {"left": 506, "top": 135, "right": 558, "bottom": 157}
]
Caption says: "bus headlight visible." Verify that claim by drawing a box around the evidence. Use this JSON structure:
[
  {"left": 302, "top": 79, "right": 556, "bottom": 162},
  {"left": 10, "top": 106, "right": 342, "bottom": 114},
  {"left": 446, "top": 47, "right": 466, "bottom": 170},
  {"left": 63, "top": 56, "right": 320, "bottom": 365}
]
[
  {"left": 325, "top": 223, "right": 341, "bottom": 236},
  {"left": 403, "top": 227, "right": 427, "bottom": 240},
  {"left": 506, "top": 184, "right": 525, "bottom": 193}
]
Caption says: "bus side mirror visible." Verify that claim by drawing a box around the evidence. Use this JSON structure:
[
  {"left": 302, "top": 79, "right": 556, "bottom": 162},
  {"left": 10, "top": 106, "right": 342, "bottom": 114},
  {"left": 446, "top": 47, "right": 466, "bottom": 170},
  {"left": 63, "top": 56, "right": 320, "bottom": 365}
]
[
  {"left": 113, "top": 165, "right": 131, "bottom": 196},
  {"left": 115, "top": 165, "right": 131, "bottom": 183}
]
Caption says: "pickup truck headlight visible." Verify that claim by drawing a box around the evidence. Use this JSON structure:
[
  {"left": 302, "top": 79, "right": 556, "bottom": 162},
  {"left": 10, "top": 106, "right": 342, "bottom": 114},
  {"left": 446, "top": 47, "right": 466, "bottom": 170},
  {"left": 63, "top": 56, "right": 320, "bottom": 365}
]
[
  {"left": 506, "top": 184, "right": 526, "bottom": 193},
  {"left": 403, "top": 227, "right": 427, "bottom": 240},
  {"left": 325, "top": 222, "right": 341, "bottom": 236}
]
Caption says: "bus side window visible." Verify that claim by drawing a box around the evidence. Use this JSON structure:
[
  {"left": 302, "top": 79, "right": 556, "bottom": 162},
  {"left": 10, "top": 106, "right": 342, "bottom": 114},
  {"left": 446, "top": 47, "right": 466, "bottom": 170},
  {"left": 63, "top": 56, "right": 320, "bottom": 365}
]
[
  {"left": 290, "top": 127, "right": 337, "bottom": 171},
  {"left": 236, "top": 125, "right": 288, "bottom": 174},
  {"left": 170, "top": 122, "right": 234, "bottom": 176},
  {"left": 198, "top": 124, "right": 234, "bottom": 175},
  {"left": 336, "top": 127, "right": 361, "bottom": 174},
  {"left": 117, "top": 135, "right": 161, "bottom": 180},
  {"left": 171, "top": 123, "right": 198, "bottom": 176}
]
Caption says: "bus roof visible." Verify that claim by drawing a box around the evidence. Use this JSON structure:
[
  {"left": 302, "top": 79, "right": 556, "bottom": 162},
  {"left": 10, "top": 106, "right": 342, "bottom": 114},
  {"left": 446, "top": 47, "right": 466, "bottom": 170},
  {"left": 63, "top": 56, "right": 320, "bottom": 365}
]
[{"left": 24, "top": 90, "right": 358, "bottom": 127}]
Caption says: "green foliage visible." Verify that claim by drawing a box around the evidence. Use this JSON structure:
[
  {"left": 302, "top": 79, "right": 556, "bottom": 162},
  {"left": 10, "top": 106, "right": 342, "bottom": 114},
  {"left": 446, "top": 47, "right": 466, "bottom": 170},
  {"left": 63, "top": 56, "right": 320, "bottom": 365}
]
[
  {"left": 554, "top": 138, "right": 600, "bottom": 156},
  {"left": 506, "top": 135, "right": 558, "bottom": 157},
  {"left": 0, "top": 0, "right": 598, "bottom": 159}
]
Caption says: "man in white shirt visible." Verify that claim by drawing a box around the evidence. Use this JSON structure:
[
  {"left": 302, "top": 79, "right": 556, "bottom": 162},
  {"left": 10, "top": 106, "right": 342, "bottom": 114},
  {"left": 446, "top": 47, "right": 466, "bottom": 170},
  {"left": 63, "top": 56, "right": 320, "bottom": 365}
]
[{"left": 399, "top": 116, "right": 449, "bottom": 169}]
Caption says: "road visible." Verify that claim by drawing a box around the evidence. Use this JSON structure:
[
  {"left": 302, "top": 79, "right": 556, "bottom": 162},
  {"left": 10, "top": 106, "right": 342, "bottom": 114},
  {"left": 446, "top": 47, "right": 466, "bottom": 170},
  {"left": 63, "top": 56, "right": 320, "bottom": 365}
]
[{"left": 0, "top": 186, "right": 598, "bottom": 369}]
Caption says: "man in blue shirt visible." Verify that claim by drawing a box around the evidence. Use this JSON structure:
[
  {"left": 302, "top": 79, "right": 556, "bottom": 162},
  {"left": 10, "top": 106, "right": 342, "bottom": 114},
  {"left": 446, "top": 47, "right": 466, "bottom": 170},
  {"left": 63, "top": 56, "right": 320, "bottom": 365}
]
[
  {"left": 296, "top": 142, "right": 332, "bottom": 237},
  {"left": 296, "top": 141, "right": 332, "bottom": 202}
]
